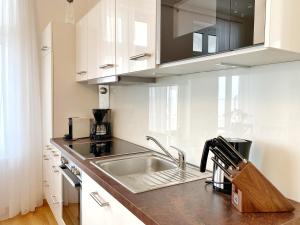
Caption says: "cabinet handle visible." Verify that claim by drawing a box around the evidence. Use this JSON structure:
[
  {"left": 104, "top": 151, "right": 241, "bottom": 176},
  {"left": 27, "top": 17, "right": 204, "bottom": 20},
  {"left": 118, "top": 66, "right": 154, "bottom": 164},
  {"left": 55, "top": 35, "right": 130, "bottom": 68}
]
[
  {"left": 43, "top": 181, "right": 50, "bottom": 187},
  {"left": 129, "top": 53, "right": 151, "bottom": 61},
  {"left": 77, "top": 71, "right": 87, "bottom": 75},
  {"left": 90, "top": 192, "right": 109, "bottom": 207},
  {"left": 43, "top": 157, "right": 50, "bottom": 161},
  {"left": 52, "top": 166, "right": 59, "bottom": 173},
  {"left": 53, "top": 154, "right": 60, "bottom": 157},
  {"left": 99, "top": 64, "right": 114, "bottom": 69},
  {"left": 45, "top": 145, "right": 52, "bottom": 150},
  {"left": 51, "top": 195, "right": 59, "bottom": 205},
  {"left": 41, "top": 46, "right": 49, "bottom": 51}
]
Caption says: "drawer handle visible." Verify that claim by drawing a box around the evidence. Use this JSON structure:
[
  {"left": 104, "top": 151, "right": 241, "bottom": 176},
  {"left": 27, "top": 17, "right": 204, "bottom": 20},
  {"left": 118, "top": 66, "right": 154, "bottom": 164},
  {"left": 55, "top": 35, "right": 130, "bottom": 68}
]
[
  {"left": 99, "top": 64, "right": 114, "bottom": 69},
  {"left": 45, "top": 145, "right": 52, "bottom": 150},
  {"left": 43, "top": 158, "right": 50, "bottom": 161},
  {"left": 77, "top": 71, "right": 87, "bottom": 75},
  {"left": 52, "top": 166, "right": 59, "bottom": 173},
  {"left": 43, "top": 181, "right": 50, "bottom": 187},
  {"left": 129, "top": 53, "right": 151, "bottom": 61},
  {"left": 51, "top": 195, "right": 59, "bottom": 205},
  {"left": 90, "top": 192, "right": 109, "bottom": 207},
  {"left": 53, "top": 154, "right": 60, "bottom": 157},
  {"left": 41, "top": 46, "right": 49, "bottom": 51}
]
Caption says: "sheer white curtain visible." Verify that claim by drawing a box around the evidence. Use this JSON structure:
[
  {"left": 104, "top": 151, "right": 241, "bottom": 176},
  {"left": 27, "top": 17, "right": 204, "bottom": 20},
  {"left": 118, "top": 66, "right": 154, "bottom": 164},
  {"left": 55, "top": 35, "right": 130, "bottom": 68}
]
[{"left": 0, "top": 0, "right": 43, "bottom": 220}]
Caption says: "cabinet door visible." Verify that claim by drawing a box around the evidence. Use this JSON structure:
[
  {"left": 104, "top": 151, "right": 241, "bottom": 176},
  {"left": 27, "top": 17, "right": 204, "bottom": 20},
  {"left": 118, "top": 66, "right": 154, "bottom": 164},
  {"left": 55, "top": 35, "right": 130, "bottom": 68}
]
[
  {"left": 41, "top": 51, "right": 53, "bottom": 147},
  {"left": 43, "top": 149, "right": 51, "bottom": 197},
  {"left": 82, "top": 172, "right": 144, "bottom": 225},
  {"left": 76, "top": 15, "right": 88, "bottom": 81},
  {"left": 49, "top": 148, "right": 63, "bottom": 225},
  {"left": 128, "top": 0, "right": 156, "bottom": 72},
  {"left": 87, "top": 3, "right": 100, "bottom": 79},
  {"left": 41, "top": 23, "right": 52, "bottom": 55},
  {"left": 97, "top": 0, "right": 116, "bottom": 77},
  {"left": 116, "top": 0, "right": 129, "bottom": 75}
]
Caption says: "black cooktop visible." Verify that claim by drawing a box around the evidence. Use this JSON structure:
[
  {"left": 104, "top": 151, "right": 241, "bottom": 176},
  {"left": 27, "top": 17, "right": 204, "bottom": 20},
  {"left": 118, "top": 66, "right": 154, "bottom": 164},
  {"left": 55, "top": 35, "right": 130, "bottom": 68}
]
[{"left": 67, "top": 138, "right": 149, "bottom": 159}]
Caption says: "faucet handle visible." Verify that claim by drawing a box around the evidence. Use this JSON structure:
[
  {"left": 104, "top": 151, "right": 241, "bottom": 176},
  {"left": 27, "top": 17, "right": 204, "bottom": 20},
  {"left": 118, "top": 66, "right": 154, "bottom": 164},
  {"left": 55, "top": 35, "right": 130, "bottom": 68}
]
[{"left": 170, "top": 146, "right": 186, "bottom": 170}]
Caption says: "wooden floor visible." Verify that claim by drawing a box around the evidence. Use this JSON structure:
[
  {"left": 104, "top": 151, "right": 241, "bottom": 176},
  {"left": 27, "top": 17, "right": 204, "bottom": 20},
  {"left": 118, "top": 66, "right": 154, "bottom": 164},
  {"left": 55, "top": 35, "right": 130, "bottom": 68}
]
[{"left": 0, "top": 203, "right": 57, "bottom": 225}]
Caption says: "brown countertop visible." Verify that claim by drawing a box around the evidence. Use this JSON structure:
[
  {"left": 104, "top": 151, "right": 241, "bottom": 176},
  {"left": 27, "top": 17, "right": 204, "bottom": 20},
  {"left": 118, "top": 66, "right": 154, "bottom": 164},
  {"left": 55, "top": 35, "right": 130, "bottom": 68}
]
[{"left": 51, "top": 137, "right": 300, "bottom": 225}]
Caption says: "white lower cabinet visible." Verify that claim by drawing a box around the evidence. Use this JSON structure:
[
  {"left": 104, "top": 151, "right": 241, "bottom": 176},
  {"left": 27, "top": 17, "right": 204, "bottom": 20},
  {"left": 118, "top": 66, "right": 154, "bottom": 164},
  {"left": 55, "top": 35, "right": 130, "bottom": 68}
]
[
  {"left": 43, "top": 145, "right": 64, "bottom": 225},
  {"left": 81, "top": 172, "right": 145, "bottom": 225}
]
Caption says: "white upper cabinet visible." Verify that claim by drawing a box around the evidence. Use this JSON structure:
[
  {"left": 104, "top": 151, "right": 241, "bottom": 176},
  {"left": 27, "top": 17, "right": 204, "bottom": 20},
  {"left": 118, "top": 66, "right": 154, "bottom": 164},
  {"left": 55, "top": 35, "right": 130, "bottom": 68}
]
[
  {"left": 41, "top": 24, "right": 52, "bottom": 55},
  {"left": 87, "top": 3, "right": 100, "bottom": 80},
  {"left": 76, "top": 0, "right": 300, "bottom": 80},
  {"left": 97, "top": 0, "right": 116, "bottom": 78},
  {"left": 76, "top": 14, "right": 88, "bottom": 81},
  {"left": 116, "top": 0, "right": 157, "bottom": 75},
  {"left": 127, "top": 0, "right": 157, "bottom": 72},
  {"left": 115, "top": 0, "right": 129, "bottom": 75}
]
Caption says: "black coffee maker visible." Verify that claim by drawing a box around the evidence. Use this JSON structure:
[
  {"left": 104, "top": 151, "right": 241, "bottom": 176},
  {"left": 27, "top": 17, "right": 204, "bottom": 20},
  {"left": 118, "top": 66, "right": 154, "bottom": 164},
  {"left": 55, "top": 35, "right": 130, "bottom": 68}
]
[
  {"left": 90, "top": 109, "right": 112, "bottom": 140},
  {"left": 200, "top": 136, "right": 252, "bottom": 194}
]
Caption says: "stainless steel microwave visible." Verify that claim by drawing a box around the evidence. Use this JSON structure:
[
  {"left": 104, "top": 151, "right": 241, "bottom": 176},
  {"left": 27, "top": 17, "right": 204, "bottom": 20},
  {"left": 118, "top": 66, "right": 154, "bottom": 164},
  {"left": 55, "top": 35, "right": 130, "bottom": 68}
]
[{"left": 159, "top": 0, "right": 266, "bottom": 64}]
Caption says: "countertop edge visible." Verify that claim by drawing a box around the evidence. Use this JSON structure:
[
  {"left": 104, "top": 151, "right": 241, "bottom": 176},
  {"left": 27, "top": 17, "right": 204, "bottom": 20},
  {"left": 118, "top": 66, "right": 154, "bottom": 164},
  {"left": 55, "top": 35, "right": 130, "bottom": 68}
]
[{"left": 50, "top": 138, "right": 160, "bottom": 225}]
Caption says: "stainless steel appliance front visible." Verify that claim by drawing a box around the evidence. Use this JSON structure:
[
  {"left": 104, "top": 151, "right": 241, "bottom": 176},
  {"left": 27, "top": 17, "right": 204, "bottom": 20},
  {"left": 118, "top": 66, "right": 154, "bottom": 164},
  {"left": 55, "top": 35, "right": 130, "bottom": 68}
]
[{"left": 60, "top": 163, "right": 81, "bottom": 225}]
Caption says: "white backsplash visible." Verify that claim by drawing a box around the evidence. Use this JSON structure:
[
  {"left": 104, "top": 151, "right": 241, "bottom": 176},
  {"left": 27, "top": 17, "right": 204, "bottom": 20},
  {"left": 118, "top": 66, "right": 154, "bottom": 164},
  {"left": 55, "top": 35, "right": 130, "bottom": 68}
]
[{"left": 109, "top": 61, "right": 300, "bottom": 201}]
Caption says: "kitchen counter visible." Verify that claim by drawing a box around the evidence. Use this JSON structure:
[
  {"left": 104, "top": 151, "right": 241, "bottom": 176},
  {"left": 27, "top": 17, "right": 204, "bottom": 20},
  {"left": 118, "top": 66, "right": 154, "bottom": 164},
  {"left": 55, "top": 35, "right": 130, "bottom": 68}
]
[{"left": 51, "top": 137, "right": 300, "bottom": 225}]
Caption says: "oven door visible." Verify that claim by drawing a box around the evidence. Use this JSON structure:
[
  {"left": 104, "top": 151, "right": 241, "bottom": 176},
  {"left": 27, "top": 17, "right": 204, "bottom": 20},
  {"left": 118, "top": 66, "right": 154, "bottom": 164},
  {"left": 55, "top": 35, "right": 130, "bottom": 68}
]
[{"left": 60, "top": 166, "right": 81, "bottom": 225}]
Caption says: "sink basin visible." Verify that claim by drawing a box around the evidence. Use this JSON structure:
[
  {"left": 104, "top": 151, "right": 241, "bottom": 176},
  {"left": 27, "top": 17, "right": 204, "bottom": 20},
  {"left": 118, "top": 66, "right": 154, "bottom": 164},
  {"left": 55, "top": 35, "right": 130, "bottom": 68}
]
[{"left": 91, "top": 152, "right": 211, "bottom": 193}]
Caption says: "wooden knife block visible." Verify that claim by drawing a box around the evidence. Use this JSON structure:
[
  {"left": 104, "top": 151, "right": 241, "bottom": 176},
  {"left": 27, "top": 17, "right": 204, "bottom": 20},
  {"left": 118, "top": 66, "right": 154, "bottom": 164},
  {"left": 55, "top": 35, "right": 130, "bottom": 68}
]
[{"left": 231, "top": 162, "right": 294, "bottom": 213}]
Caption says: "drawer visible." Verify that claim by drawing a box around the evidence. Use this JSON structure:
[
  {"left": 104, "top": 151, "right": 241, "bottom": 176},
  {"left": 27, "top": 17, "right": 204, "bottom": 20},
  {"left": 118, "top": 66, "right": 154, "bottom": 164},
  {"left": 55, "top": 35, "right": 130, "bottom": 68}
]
[{"left": 82, "top": 172, "right": 144, "bottom": 225}]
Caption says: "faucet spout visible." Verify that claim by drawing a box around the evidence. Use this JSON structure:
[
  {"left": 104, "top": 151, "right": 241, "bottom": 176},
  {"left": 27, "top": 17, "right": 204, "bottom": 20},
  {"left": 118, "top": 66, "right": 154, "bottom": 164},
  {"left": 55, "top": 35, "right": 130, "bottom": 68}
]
[{"left": 146, "top": 136, "right": 186, "bottom": 170}]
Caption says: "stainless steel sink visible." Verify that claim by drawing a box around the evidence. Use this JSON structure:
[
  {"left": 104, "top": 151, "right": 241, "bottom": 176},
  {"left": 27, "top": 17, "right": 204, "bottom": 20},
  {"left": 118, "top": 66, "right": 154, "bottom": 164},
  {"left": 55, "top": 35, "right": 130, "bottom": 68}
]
[{"left": 91, "top": 152, "right": 211, "bottom": 193}]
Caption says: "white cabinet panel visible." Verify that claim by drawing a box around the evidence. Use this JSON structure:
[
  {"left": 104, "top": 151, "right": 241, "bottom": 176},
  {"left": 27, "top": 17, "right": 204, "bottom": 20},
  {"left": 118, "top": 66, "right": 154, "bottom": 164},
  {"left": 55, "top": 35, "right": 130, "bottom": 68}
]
[
  {"left": 128, "top": 0, "right": 156, "bottom": 72},
  {"left": 82, "top": 172, "right": 144, "bottom": 225},
  {"left": 97, "top": 0, "right": 116, "bottom": 77},
  {"left": 116, "top": 0, "right": 157, "bottom": 74},
  {"left": 43, "top": 145, "right": 63, "bottom": 225},
  {"left": 76, "top": 15, "right": 88, "bottom": 81},
  {"left": 41, "top": 50, "right": 53, "bottom": 146},
  {"left": 116, "top": 0, "right": 129, "bottom": 75},
  {"left": 87, "top": 4, "right": 100, "bottom": 80},
  {"left": 41, "top": 23, "right": 52, "bottom": 55}
]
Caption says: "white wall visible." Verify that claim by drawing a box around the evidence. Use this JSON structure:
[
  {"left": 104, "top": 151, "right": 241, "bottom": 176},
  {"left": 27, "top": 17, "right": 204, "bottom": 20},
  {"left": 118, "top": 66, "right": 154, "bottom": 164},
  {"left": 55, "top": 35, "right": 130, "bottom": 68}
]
[
  {"left": 110, "top": 61, "right": 300, "bottom": 202},
  {"left": 34, "top": 0, "right": 99, "bottom": 34}
]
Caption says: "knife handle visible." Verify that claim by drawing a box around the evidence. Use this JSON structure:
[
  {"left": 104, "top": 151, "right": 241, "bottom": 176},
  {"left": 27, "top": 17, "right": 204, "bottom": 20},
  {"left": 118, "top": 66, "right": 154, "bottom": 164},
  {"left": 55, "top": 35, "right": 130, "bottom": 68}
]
[
  {"left": 213, "top": 146, "right": 239, "bottom": 170},
  {"left": 217, "top": 136, "right": 248, "bottom": 164}
]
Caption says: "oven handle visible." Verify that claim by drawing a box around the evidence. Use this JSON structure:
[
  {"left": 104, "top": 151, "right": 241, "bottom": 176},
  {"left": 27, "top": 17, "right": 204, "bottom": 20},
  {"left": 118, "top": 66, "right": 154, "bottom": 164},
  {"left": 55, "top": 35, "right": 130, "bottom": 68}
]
[{"left": 60, "top": 165, "right": 81, "bottom": 188}]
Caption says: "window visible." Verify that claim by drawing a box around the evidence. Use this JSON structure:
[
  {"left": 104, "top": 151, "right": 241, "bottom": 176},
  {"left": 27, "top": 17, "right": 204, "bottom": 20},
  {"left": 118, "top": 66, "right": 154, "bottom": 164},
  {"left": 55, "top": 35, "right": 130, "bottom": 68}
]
[
  {"left": 193, "top": 33, "right": 203, "bottom": 52},
  {"left": 208, "top": 35, "right": 217, "bottom": 53},
  {"left": 134, "top": 21, "right": 148, "bottom": 47},
  {"left": 149, "top": 85, "right": 178, "bottom": 133}
]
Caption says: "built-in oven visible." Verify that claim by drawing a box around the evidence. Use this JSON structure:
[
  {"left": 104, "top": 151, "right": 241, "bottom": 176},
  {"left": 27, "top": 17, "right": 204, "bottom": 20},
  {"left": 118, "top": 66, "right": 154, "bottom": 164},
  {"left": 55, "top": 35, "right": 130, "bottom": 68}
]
[
  {"left": 60, "top": 157, "right": 81, "bottom": 225},
  {"left": 159, "top": 0, "right": 266, "bottom": 64}
]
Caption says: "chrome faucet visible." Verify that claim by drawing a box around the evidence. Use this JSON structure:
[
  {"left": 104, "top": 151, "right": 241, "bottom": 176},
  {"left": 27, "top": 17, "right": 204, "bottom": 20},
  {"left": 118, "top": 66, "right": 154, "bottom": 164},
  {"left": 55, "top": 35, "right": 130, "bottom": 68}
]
[{"left": 146, "top": 136, "right": 186, "bottom": 170}]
